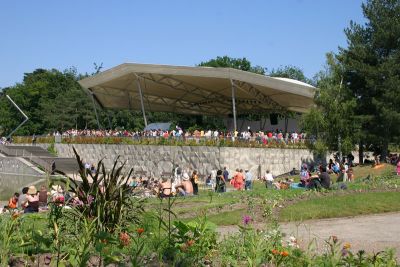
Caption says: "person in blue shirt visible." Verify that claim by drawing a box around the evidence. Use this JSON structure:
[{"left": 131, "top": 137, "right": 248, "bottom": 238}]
[
  {"left": 244, "top": 169, "right": 253, "bottom": 190},
  {"left": 223, "top": 166, "right": 229, "bottom": 182}
]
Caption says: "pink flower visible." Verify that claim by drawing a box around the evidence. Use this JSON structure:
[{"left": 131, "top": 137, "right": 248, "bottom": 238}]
[{"left": 242, "top": 215, "right": 252, "bottom": 225}]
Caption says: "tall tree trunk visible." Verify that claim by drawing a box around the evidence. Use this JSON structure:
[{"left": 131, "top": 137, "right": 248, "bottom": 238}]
[
  {"left": 381, "top": 141, "right": 388, "bottom": 163},
  {"left": 358, "top": 141, "right": 364, "bottom": 165}
]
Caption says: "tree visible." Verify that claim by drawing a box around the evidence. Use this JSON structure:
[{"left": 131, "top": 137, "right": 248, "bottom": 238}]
[
  {"left": 0, "top": 68, "right": 98, "bottom": 135},
  {"left": 301, "top": 53, "right": 359, "bottom": 159},
  {"left": 338, "top": 0, "right": 400, "bottom": 161},
  {"left": 268, "top": 65, "right": 312, "bottom": 84},
  {"left": 198, "top": 56, "right": 265, "bottom": 75}
]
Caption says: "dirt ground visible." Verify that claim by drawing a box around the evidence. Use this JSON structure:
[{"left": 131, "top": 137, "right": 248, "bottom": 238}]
[{"left": 217, "top": 212, "right": 400, "bottom": 258}]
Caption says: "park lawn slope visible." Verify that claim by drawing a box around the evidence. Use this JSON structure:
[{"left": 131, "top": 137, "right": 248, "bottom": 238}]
[{"left": 279, "top": 191, "right": 400, "bottom": 222}]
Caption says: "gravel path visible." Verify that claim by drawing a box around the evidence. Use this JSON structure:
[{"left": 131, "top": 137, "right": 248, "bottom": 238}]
[{"left": 217, "top": 212, "right": 400, "bottom": 258}]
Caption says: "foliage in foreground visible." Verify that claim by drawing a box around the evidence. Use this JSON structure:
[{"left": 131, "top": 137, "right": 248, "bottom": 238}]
[{"left": 0, "top": 153, "right": 399, "bottom": 266}]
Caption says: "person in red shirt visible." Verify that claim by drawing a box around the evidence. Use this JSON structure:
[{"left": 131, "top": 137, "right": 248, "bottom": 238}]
[{"left": 8, "top": 192, "right": 19, "bottom": 209}]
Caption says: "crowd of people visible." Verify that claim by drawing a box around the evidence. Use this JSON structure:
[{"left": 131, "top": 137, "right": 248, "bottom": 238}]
[
  {"left": 50, "top": 127, "right": 309, "bottom": 144},
  {"left": 0, "top": 137, "right": 11, "bottom": 145},
  {"left": 1, "top": 184, "right": 71, "bottom": 214}
]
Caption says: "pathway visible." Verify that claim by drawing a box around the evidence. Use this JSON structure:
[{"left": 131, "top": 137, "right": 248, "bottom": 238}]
[{"left": 217, "top": 212, "right": 400, "bottom": 258}]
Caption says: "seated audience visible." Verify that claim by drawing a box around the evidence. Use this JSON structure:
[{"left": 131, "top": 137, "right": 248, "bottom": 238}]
[
  {"left": 18, "top": 187, "right": 29, "bottom": 209},
  {"left": 158, "top": 177, "right": 172, "bottom": 198},
  {"left": 308, "top": 166, "right": 331, "bottom": 190},
  {"left": 175, "top": 173, "right": 193, "bottom": 196},
  {"left": 39, "top": 186, "right": 48, "bottom": 207},
  {"left": 25, "top": 186, "right": 39, "bottom": 213},
  {"left": 51, "top": 185, "right": 65, "bottom": 204},
  {"left": 8, "top": 192, "right": 19, "bottom": 209}
]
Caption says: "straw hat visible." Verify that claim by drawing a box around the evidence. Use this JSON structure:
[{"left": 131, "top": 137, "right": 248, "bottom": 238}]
[{"left": 27, "top": 186, "right": 37, "bottom": 195}]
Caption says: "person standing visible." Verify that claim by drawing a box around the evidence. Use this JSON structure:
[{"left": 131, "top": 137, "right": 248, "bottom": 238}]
[
  {"left": 223, "top": 167, "right": 229, "bottom": 182},
  {"left": 215, "top": 170, "right": 226, "bottom": 192},
  {"left": 233, "top": 169, "right": 244, "bottom": 190},
  {"left": 397, "top": 159, "right": 400, "bottom": 176},
  {"left": 265, "top": 170, "right": 274, "bottom": 188},
  {"left": 244, "top": 169, "right": 253, "bottom": 190},
  {"left": 190, "top": 170, "right": 199, "bottom": 195}
]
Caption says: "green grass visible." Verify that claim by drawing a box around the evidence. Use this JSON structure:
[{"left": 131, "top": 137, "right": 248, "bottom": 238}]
[
  {"left": 279, "top": 191, "right": 400, "bottom": 222},
  {"left": 206, "top": 209, "right": 246, "bottom": 226},
  {"left": 352, "top": 163, "right": 394, "bottom": 179}
]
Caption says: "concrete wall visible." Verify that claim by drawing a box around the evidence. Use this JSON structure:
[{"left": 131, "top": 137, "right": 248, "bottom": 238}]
[
  {"left": 0, "top": 157, "right": 42, "bottom": 176},
  {"left": 54, "top": 144, "right": 316, "bottom": 179},
  {"left": 0, "top": 173, "right": 45, "bottom": 200}
]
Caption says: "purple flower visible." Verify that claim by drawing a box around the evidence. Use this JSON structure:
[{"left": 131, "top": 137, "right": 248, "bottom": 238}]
[
  {"left": 87, "top": 195, "right": 94, "bottom": 205},
  {"left": 242, "top": 215, "right": 252, "bottom": 225}
]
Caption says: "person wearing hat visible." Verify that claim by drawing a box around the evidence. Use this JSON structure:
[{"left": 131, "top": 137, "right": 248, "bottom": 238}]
[
  {"left": 25, "top": 186, "right": 39, "bottom": 213},
  {"left": 175, "top": 172, "right": 193, "bottom": 196}
]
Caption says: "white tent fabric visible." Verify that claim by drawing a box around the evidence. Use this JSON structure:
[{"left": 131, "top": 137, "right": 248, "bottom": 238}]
[{"left": 79, "top": 63, "right": 316, "bottom": 117}]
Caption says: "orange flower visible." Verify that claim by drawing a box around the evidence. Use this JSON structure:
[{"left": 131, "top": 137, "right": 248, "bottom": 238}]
[
  {"left": 343, "top": 243, "right": 351, "bottom": 249},
  {"left": 119, "top": 232, "right": 130, "bottom": 246},
  {"left": 136, "top": 228, "right": 145, "bottom": 235},
  {"left": 186, "top": 240, "right": 195, "bottom": 247},
  {"left": 271, "top": 249, "right": 280, "bottom": 255},
  {"left": 280, "top": 251, "right": 289, "bottom": 257}
]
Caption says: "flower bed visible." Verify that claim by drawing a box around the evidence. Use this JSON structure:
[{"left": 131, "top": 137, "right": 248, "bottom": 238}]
[{"left": 11, "top": 135, "right": 309, "bottom": 149}]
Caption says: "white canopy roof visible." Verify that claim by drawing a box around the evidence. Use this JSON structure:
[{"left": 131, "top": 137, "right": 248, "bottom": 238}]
[{"left": 78, "top": 63, "right": 316, "bottom": 116}]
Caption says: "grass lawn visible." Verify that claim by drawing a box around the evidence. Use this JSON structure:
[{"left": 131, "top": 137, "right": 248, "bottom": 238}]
[
  {"left": 279, "top": 191, "right": 400, "bottom": 222},
  {"left": 352, "top": 163, "right": 395, "bottom": 179}
]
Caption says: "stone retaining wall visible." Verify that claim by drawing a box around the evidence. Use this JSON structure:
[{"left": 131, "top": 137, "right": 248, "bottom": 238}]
[{"left": 54, "top": 144, "right": 318, "bottom": 178}]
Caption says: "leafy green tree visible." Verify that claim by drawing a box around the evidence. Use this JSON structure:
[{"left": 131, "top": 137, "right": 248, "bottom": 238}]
[
  {"left": 338, "top": 0, "right": 400, "bottom": 161},
  {"left": 301, "top": 53, "right": 359, "bottom": 159},
  {"left": 0, "top": 68, "right": 98, "bottom": 135},
  {"left": 268, "top": 65, "right": 312, "bottom": 84},
  {"left": 198, "top": 56, "right": 265, "bottom": 75}
]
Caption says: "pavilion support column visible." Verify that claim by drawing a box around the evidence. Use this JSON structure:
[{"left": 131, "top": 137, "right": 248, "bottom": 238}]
[
  {"left": 284, "top": 116, "right": 288, "bottom": 133},
  {"left": 91, "top": 93, "right": 101, "bottom": 130},
  {"left": 134, "top": 74, "right": 148, "bottom": 127},
  {"left": 230, "top": 79, "right": 237, "bottom": 135}
]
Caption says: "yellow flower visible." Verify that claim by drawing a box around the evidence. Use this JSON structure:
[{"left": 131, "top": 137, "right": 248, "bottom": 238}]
[{"left": 343, "top": 243, "right": 351, "bottom": 249}]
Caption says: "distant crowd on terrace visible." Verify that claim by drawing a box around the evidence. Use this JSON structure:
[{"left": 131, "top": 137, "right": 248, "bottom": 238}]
[{"left": 50, "top": 127, "right": 309, "bottom": 143}]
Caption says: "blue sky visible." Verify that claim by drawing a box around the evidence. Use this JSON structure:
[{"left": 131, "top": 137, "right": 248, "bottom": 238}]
[{"left": 0, "top": 0, "right": 366, "bottom": 88}]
